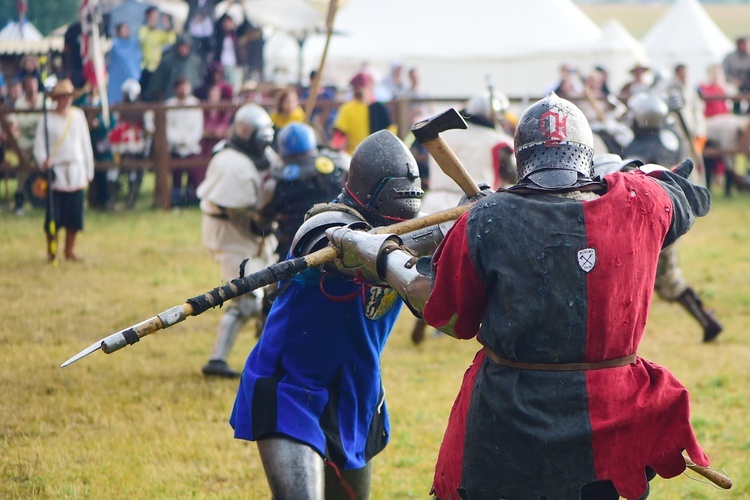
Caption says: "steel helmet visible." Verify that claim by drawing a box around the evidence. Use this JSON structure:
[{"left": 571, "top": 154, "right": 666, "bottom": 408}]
[
  {"left": 513, "top": 92, "right": 595, "bottom": 189},
  {"left": 628, "top": 92, "right": 669, "bottom": 130},
  {"left": 465, "top": 91, "right": 509, "bottom": 122},
  {"left": 278, "top": 122, "right": 317, "bottom": 157},
  {"left": 120, "top": 79, "right": 141, "bottom": 103},
  {"left": 345, "top": 130, "right": 423, "bottom": 223},
  {"left": 232, "top": 103, "right": 274, "bottom": 153}
]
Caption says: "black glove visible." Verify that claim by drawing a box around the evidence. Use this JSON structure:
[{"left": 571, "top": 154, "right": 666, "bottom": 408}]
[{"left": 458, "top": 182, "right": 494, "bottom": 206}]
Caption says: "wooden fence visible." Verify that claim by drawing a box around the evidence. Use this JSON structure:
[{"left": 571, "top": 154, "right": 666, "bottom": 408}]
[{"left": 2, "top": 94, "right": 749, "bottom": 209}]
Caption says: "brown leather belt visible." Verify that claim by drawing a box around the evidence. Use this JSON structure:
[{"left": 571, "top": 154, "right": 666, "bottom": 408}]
[{"left": 483, "top": 346, "right": 636, "bottom": 372}]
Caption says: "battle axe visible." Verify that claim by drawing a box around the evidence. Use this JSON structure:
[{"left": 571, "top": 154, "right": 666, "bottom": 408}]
[{"left": 412, "top": 108, "right": 481, "bottom": 198}]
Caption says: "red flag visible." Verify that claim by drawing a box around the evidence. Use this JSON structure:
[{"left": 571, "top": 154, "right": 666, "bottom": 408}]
[
  {"left": 16, "top": 0, "right": 28, "bottom": 18},
  {"left": 79, "top": 0, "right": 96, "bottom": 85}
]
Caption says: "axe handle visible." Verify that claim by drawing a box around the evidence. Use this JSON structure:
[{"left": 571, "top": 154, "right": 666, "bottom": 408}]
[
  {"left": 684, "top": 455, "right": 732, "bottom": 489},
  {"left": 421, "top": 136, "right": 482, "bottom": 197}
]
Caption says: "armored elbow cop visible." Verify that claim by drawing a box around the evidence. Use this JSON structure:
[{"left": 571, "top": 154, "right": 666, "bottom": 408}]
[{"left": 326, "top": 227, "right": 432, "bottom": 317}]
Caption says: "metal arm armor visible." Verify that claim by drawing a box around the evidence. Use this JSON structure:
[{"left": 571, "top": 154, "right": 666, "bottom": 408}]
[{"left": 380, "top": 249, "right": 433, "bottom": 318}]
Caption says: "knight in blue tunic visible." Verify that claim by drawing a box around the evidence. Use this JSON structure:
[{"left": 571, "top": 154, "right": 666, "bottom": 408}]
[{"left": 230, "top": 130, "right": 426, "bottom": 498}]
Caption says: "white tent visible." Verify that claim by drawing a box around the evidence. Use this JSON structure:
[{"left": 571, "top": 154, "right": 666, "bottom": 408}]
[
  {"left": 642, "top": 0, "right": 733, "bottom": 87},
  {"left": 266, "top": 0, "right": 664, "bottom": 97},
  {"left": 0, "top": 20, "right": 63, "bottom": 54},
  {"left": 265, "top": 0, "right": 651, "bottom": 97}
]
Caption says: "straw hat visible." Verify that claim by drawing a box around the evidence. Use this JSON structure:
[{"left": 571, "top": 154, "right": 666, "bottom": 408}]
[
  {"left": 629, "top": 63, "right": 650, "bottom": 74},
  {"left": 50, "top": 79, "right": 75, "bottom": 98}
]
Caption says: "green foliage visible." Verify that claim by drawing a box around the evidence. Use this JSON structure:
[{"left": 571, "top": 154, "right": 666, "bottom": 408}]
[{"left": 1, "top": 184, "right": 749, "bottom": 497}]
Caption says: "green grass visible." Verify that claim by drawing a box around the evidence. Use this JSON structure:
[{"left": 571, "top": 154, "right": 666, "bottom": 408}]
[{"left": 1, "top": 181, "right": 749, "bottom": 498}]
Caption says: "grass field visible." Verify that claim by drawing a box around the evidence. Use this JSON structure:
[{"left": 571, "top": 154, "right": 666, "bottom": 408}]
[{"left": 1, "top": 176, "right": 749, "bottom": 499}]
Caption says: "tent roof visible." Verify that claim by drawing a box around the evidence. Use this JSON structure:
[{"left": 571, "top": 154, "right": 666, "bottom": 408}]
[
  {"left": 642, "top": 0, "right": 732, "bottom": 62},
  {"left": 312, "top": 0, "right": 602, "bottom": 62},
  {"left": 0, "top": 20, "right": 63, "bottom": 54},
  {"left": 592, "top": 19, "right": 647, "bottom": 60}
]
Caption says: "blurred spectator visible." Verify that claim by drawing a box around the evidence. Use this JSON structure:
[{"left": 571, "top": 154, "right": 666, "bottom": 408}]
[
  {"left": 12, "top": 76, "right": 47, "bottom": 216},
  {"left": 14, "top": 56, "right": 44, "bottom": 89},
  {"left": 667, "top": 63, "right": 707, "bottom": 186},
  {"left": 376, "top": 62, "right": 406, "bottom": 101},
  {"left": 195, "top": 63, "right": 233, "bottom": 101},
  {"left": 184, "top": 0, "right": 219, "bottom": 61},
  {"left": 270, "top": 88, "right": 305, "bottom": 130},
  {"left": 33, "top": 79, "right": 94, "bottom": 262},
  {"left": 299, "top": 69, "right": 337, "bottom": 143},
  {"left": 109, "top": 79, "right": 152, "bottom": 209},
  {"left": 593, "top": 65, "right": 612, "bottom": 96},
  {"left": 107, "top": 22, "right": 142, "bottom": 105},
  {"left": 619, "top": 63, "right": 651, "bottom": 102},
  {"left": 201, "top": 84, "right": 232, "bottom": 160},
  {"left": 138, "top": 6, "right": 176, "bottom": 97},
  {"left": 551, "top": 64, "right": 583, "bottom": 100},
  {"left": 331, "top": 72, "right": 396, "bottom": 155},
  {"left": 213, "top": 3, "right": 263, "bottom": 90},
  {"left": 235, "top": 79, "right": 260, "bottom": 104},
  {"left": 80, "top": 86, "right": 119, "bottom": 211},
  {"left": 722, "top": 36, "right": 750, "bottom": 114},
  {"left": 0, "top": 113, "right": 20, "bottom": 170},
  {"left": 165, "top": 77, "right": 204, "bottom": 206},
  {"left": 63, "top": 22, "right": 86, "bottom": 88},
  {"left": 147, "top": 35, "right": 205, "bottom": 101},
  {"left": 5, "top": 78, "right": 24, "bottom": 108},
  {"left": 698, "top": 64, "right": 729, "bottom": 118},
  {"left": 0, "top": 68, "right": 5, "bottom": 101}
]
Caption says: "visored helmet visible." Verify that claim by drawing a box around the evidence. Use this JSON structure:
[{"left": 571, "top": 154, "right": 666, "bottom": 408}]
[
  {"left": 345, "top": 130, "right": 423, "bottom": 223},
  {"left": 121, "top": 79, "right": 141, "bottom": 103},
  {"left": 232, "top": 103, "right": 274, "bottom": 154},
  {"left": 278, "top": 122, "right": 317, "bottom": 157},
  {"left": 628, "top": 92, "right": 669, "bottom": 130},
  {"left": 514, "top": 92, "right": 595, "bottom": 189}
]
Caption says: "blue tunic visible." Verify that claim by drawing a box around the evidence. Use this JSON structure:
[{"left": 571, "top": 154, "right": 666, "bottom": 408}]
[{"left": 230, "top": 267, "right": 402, "bottom": 469}]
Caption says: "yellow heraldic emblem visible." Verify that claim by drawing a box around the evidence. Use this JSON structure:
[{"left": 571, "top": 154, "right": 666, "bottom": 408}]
[
  {"left": 315, "top": 156, "right": 335, "bottom": 174},
  {"left": 364, "top": 287, "right": 399, "bottom": 320}
]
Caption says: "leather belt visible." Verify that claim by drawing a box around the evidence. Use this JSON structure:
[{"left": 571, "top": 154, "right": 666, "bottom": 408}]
[{"left": 483, "top": 346, "right": 636, "bottom": 372}]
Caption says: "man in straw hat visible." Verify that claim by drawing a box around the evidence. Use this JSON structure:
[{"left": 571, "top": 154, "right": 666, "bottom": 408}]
[{"left": 33, "top": 79, "right": 95, "bottom": 262}]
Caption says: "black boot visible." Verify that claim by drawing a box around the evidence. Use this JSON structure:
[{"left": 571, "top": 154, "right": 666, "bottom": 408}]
[{"left": 677, "top": 288, "right": 723, "bottom": 342}]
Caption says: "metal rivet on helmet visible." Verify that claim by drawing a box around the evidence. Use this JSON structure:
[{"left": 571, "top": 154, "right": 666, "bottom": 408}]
[{"left": 513, "top": 92, "right": 594, "bottom": 189}]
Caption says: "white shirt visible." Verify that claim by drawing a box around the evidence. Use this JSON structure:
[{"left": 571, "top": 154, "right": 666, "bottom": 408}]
[
  {"left": 165, "top": 95, "right": 204, "bottom": 157},
  {"left": 33, "top": 107, "right": 94, "bottom": 192}
]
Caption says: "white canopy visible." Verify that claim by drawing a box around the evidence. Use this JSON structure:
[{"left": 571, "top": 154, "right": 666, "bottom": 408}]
[
  {"left": 642, "top": 0, "right": 733, "bottom": 86},
  {"left": 265, "top": 0, "right": 649, "bottom": 97},
  {"left": 0, "top": 20, "right": 63, "bottom": 54}
]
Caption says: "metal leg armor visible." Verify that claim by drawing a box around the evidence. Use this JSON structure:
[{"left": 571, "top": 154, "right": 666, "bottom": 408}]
[
  {"left": 203, "top": 293, "right": 262, "bottom": 377},
  {"left": 325, "top": 461, "right": 373, "bottom": 500},
  {"left": 257, "top": 436, "right": 325, "bottom": 499},
  {"left": 677, "top": 287, "right": 723, "bottom": 342}
]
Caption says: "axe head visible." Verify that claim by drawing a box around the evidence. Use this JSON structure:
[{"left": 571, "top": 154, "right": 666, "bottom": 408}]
[{"left": 411, "top": 108, "right": 467, "bottom": 144}]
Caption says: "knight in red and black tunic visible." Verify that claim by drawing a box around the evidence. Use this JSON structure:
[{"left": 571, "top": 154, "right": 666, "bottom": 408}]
[
  {"left": 326, "top": 93, "right": 713, "bottom": 500},
  {"left": 426, "top": 165, "right": 710, "bottom": 499}
]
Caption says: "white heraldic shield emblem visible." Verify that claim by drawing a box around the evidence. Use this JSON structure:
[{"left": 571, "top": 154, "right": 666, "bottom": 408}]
[{"left": 577, "top": 248, "right": 597, "bottom": 273}]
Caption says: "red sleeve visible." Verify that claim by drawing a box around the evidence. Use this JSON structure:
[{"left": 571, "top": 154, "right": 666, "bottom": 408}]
[{"left": 423, "top": 212, "right": 488, "bottom": 339}]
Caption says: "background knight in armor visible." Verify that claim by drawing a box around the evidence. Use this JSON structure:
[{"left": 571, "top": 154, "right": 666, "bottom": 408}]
[{"left": 196, "top": 103, "right": 280, "bottom": 378}]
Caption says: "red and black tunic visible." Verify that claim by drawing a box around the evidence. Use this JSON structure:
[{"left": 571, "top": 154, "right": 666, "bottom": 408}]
[{"left": 425, "top": 170, "right": 711, "bottom": 499}]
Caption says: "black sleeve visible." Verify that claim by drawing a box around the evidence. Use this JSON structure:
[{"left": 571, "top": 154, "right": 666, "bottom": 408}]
[{"left": 652, "top": 159, "right": 711, "bottom": 249}]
